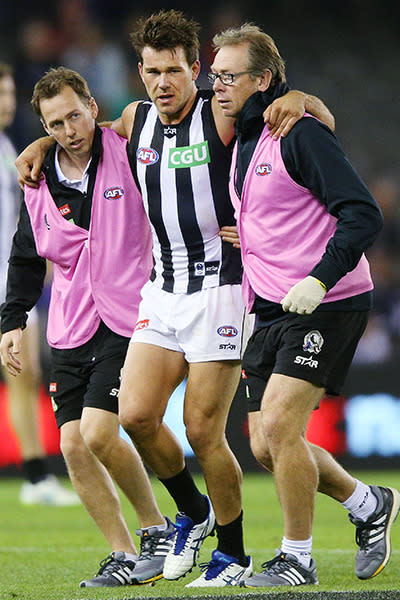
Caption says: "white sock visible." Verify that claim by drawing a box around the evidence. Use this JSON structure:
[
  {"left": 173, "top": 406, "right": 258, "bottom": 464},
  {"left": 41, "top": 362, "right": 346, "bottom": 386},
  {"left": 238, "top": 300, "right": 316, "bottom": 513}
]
[
  {"left": 280, "top": 536, "right": 312, "bottom": 568},
  {"left": 342, "top": 480, "right": 377, "bottom": 521}
]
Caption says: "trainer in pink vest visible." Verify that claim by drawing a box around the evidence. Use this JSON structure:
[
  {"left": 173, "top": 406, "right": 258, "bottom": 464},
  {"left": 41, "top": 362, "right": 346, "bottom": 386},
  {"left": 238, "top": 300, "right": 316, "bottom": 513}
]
[
  {"left": 25, "top": 127, "right": 152, "bottom": 348},
  {"left": 229, "top": 120, "right": 373, "bottom": 312}
]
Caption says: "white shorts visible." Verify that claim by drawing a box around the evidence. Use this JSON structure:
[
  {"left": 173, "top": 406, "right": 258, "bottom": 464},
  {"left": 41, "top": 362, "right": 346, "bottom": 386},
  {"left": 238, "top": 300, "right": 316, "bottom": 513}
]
[{"left": 131, "top": 281, "right": 254, "bottom": 363}]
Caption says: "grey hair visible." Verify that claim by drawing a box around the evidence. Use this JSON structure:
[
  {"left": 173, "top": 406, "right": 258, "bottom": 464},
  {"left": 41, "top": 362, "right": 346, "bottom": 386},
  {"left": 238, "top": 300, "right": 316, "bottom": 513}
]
[{"left": 213, "top": 23, "right": 286, "bottom": 86}]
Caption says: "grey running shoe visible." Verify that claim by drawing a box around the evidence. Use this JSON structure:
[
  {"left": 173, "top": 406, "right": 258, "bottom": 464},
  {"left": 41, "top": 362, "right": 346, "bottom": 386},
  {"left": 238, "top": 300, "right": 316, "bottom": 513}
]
[
  {"left": 131, "top": 517, "right": 175, "bottom": 584},
  {"left": 79, "top": 551, "right": 136, "bottom": 587},
  {"left": 163, "top": 496, "right": 215, "bottom": 580},
  {"left": 242, "top": 551, "right": 318, "bottom": 588},
  {"left": 349, "top": 485, "right": 400, "bottom": 579}
]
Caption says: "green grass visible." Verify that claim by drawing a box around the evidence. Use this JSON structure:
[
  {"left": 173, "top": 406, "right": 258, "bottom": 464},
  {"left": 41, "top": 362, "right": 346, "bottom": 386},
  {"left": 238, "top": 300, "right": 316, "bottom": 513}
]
[{"left": 1, "top": 471, "right": 400, "bottom": 599}]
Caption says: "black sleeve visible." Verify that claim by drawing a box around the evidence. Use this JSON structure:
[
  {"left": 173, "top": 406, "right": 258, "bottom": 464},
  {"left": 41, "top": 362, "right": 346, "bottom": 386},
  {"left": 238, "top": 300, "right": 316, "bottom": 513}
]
[
  {"left": 281, "top": 118, "right": 383, "bottom": 290},
  {"left": 0, "top": 201, "right": 47, "bottom": 333}
]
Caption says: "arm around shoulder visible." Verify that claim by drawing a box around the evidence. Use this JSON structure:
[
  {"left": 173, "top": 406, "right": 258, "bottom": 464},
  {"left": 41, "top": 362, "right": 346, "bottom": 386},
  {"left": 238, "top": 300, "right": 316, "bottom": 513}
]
[
  {"left": 302, "top": 92, "right": 335, "bottom": 131},
  {"left": 15, "top": 136, "right": 55, "bottom": 190},
  {"left": 265, "top": 90, "right": 335, "bottom": 139}
]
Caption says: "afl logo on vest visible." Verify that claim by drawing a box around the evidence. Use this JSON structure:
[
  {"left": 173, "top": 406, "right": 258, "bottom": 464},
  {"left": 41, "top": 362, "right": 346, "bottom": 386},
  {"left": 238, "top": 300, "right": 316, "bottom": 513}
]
[
  {"left": 137, "top": 147, "right": 160, "bottom": 165},
  {"left": 255, "top": 163, "right": 272, "bottom": 176},
  {"left": 217, "top": 326, "right": 238, "bottom": 337},
  {"left": 104, "top": 186, "right": 124, "bottom": 200}
]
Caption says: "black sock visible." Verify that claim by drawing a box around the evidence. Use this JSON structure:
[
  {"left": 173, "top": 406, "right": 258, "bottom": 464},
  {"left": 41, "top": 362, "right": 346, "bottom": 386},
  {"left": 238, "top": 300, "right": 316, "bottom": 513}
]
[
  {"left": 22, "top": 457, "right": 48, "bottom": 484},
  {"left": 159, "top": 466, "right": 209, "bottom": 523},
  {"left": 216, "top": 511, "right": 247, "bottom": 566}
]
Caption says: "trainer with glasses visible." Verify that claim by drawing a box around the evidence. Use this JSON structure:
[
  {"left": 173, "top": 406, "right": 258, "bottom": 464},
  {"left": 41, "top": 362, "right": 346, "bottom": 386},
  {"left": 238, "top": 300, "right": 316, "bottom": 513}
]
[
  {"left": 214, "top": 24, "right": 399, "bottom": 587},
  {"left": 114, "top": 10, "right": 336, "bottom": 588},
  {"left": 0, "top": 66, "right": 175, "bottom": 588}
]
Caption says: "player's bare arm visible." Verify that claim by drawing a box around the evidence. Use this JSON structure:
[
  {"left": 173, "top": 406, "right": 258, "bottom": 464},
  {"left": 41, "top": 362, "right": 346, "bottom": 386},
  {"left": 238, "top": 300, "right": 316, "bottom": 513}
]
[
  {"left": 114, "top": 101, "right": 140, "bottom": 141},
  {"left": 266, "top": 90, "right": 335, "bottom": 139}
]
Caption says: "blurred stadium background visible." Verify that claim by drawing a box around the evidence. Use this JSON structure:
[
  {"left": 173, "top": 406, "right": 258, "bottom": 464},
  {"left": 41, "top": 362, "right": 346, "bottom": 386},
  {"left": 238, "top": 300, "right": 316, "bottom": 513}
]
[{"left": 1, "top": 0, "right": 400, "bottom": 475}]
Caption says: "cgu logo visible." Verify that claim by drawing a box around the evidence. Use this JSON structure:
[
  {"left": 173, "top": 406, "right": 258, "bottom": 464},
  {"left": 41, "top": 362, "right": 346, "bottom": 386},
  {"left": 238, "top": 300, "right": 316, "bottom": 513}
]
[
  {"left": 217, "top": 325, "right": 238, "bottom": 337},
  {"left": 104, "top": 186, "right": 124, "bottom": 200},
  {"left": 137, "top": 147, "right": 159, "bottom": 165},
  {"left": 255, "top": 163, "right": 272, "bottom": 176},
  {"left": 168, "top": 141, "right": 210, "bottom": 169}
]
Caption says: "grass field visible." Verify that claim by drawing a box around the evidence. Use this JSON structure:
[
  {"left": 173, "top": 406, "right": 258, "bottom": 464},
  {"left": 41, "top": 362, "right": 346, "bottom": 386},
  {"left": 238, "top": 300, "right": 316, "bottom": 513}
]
[{"left": 1, "top": 470, "right": 400, "bottom": 600}]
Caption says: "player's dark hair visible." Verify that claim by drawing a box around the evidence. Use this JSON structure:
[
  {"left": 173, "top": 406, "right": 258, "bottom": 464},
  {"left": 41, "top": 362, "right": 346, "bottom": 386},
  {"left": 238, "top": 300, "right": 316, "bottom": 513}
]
[{"left": 130, "top": 9, "right": 200, "bottom": 66}]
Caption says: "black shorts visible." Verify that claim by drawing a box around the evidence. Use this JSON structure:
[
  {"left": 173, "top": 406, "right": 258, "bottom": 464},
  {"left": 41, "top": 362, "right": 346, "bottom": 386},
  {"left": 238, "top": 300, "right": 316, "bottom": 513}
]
[
  {"left": 49, "top": 321, "right": 129, "bottom": 428},
  {"left": 242, "top": 310, "right": 369, "bottom": 412}
]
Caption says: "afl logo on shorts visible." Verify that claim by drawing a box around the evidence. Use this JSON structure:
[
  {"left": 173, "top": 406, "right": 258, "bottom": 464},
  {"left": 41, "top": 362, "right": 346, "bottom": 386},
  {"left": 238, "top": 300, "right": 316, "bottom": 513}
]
[
  {"left": 135, "top": 319, "right": 149, "bottom": 331},
  {"left": 255, "top": 163, "right": 272, "bottom": 176},
  {"left": 104, "top": 186, "right": 124, "bottom": 200},
  {"left": 137, "top": 147, "right": 159, "bottom": 165},
  {"left": 303, "top": 330, "right": 324, "bottom": 354},
  {"left": 217, "top": 325, "right": 238, "bottom": 337}
]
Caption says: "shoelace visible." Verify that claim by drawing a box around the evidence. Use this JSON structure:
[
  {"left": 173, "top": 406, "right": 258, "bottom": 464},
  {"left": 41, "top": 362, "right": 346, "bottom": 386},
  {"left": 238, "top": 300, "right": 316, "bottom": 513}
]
[
  {"left": 96, "top": 554, "right": 128, "bottom": 576},
  {"left": 139, "top": 531, "right": 163, "bottom": 559},
  {"left": 173, "top": 517, "right": 194, "bottom": 553},
  {"left": 261, "top": 553, "right": 295, "bottom": 574},
  {"left": 197, "top": 557, "right": 226, "bottom": 578},
  {"left": 355, "top": 519, "right": 385, "bottom": 549}
]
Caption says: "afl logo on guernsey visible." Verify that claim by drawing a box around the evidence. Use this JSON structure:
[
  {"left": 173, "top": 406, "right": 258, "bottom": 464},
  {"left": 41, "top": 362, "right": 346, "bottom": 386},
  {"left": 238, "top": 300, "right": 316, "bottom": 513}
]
[
  {"left": 104, "top": 186, "right": 124, "bottom": 200},
  {"left": 217, "top": 326, "right": 238, "bottom": 337},
  {"left": 137, "top": 147, "right": 159, "bottom": 165},
  {"left": 255, "top": 163, "right": 272, "bottom": 176}
]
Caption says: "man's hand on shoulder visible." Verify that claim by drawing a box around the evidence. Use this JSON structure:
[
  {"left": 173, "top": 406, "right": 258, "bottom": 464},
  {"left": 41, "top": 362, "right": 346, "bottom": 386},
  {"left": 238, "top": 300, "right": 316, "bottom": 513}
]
[
  {"left": 15, "top": 137, "right": 54, "bottom": 190},
  {"left": 264, "top": 90, "right": 307, "bottom": 140},
  {"left": 264, "top": 90, "right": 335, "bottom": 139}
]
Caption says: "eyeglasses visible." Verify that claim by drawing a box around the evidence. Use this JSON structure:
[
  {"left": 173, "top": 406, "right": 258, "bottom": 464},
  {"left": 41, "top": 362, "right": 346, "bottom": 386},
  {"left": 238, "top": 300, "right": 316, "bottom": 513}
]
[{"left": 207, "top": 71, "right": 253, "bottom": 86}]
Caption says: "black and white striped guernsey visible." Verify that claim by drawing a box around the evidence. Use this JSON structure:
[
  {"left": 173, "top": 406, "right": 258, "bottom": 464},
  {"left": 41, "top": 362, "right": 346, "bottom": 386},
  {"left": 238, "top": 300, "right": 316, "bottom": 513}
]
[
  {"left": 127, "top": 89, "right": 242, "bottom": 294},
  {"left": 0, "top": 132, "right": 20, "bottom": 302}
]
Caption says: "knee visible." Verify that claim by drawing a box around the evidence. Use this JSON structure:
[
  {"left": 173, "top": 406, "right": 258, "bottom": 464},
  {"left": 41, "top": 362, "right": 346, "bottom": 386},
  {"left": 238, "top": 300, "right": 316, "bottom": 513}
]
[
  {"left": 261, "top": 405, "right": 294, "bottom": 449},
  {"left": 185, "top": 417, "right": 218, "bottom": 458},
  {"left": 119, "top": 405, "right": 160, "bottom": 443},
  {"left": 80, "top": 421, "right": 111, "bottom": 460},
  {"left": 60, "top": 428, "right": 86, "bottom": 465}
]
